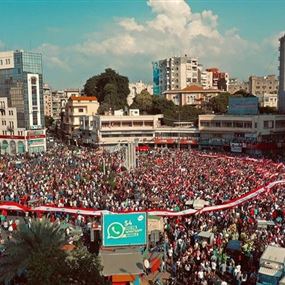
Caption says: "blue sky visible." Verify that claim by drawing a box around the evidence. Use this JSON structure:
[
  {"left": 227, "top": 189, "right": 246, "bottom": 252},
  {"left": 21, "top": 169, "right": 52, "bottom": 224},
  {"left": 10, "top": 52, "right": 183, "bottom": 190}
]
[{"left": 0, "top": 0, "right": 284, "bottom": 89}]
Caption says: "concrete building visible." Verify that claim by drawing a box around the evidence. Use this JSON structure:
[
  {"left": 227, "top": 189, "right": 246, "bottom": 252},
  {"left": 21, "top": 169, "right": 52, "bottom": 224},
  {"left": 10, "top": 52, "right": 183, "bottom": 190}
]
[
  {"left": 228, "top": 78, "right": 249, "bottom": 94},
  {"left": 199, "top": 114, "right": 285, "bottom": 144},
  {"left": 0, "top": 50, "right": 44, "bottom": 129},
  {"left": 278, "top": 35, "right": 285, "bottom": 113},
  {"left": 261, "top": 93, "right": 278, "bottom": 108},
  {"left": 0, "top": 97, "right": 46, "bottom": 154},
  {"left": 153, "top": 55, "right": 200, "bottom": 95},
  {"left": 79, "top": 110, "right": 200, "bottom": 147},
  {"left": 63, "top": 96, "right": 99, "bottom": 137},
  {"left": 249, "top": 75, "right": 278, "bottom": 96},
  {"left": 43, "top": 84, "right": 52, "bottom": 117},
  {"left": 64, "top": 88, "right": 81, "bottom": 98},
  {"left": 199, "top": 71, "right": 213, "bottom": 89},
  {"left": 128, "top": 81, "right": 153, "bottom": 106},
  {"left": 163, "top": 85, "right": 222, "bottom": 107},
  {"left": 206, "top": 68, "right": 229, "bottom": 91}
]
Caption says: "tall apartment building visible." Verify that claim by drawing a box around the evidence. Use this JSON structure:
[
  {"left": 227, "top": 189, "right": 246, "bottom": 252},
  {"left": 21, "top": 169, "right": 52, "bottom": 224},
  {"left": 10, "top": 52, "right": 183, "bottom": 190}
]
[
  {"left": 199, "top": 71, "right": 213, "bottom": 89},
  {"left": 153, "top": 55, "right": 200, "bottom": 95},
  {"left": 43, "top": 83, "right": 52, "bottom": 117},
  {"left": 278, "top": 35, "right": 285, "bottom": 113},
  {"left": 0, "top": 50, "right": 44, "bottom": 129},
  {"left": 249, "top": 75, "right": 278, "bottom": 96}
]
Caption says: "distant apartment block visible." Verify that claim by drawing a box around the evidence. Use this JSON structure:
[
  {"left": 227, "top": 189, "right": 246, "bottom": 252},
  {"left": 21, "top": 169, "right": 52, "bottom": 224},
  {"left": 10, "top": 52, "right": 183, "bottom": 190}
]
[
  {"left": 249, "top": 75, "right": 278, "bottom": 96},
  {"left": 164, "top": 84, "right": 222, "bottom": 108},
  {"left": 43, "top": 83, "right": 52, "bottom": 117},
  {"left": 152, "top": 55, "right": 200, "bottom": 95},
  {"left": 206, "top": 68, "right": 229, "bottom": 91},
  {"left": 228, "top": 78, "right": 249, "bottom": 94},
  {"left": 128, "top": 80, "right": 153, "bottom": 106}
]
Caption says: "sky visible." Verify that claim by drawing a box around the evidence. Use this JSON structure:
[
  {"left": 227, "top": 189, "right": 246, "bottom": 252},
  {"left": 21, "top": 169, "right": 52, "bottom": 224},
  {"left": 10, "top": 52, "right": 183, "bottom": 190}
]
[{"left": 0, "top": 0, "right": 284, "bottom": 89}]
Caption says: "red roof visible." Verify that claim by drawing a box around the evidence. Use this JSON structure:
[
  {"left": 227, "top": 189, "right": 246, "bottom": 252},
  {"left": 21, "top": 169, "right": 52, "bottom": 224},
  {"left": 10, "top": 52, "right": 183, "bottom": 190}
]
[{"left": 70, "top": 96, "right": 97, "bottom": 101}]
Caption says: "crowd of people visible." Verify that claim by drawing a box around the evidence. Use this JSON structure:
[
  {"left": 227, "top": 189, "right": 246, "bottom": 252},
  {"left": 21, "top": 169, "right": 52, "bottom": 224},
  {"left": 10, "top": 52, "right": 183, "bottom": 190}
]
[{"left": 0, "top": 141, "right": 285, "bottom": 284}]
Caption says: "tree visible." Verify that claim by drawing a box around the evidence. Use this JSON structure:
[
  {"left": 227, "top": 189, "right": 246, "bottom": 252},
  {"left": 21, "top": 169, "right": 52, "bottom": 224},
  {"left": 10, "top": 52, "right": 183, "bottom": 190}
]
[
  {"left": 0, "top": 219, "right": 109, "bottom": 285},
  {"left": 207, "top": 93, "right": 231, "bottom": 113},
  {"left": 131, "top": 90, "right": 153, "bottom": 114},
  {"left": 259, "top": 106, "right": 277, "bottom": 114},
  {"left": 179, "top": 105, "right": 204, "bottom": 122},
  {"left": 233, "top": 90, "right": 255, "bottom": 97},
  {"left": 0, "top": 218, "right": 67, "bottom": 284},
  {"left": 84, "top": 68, "right": 130, "bottom": 112}
]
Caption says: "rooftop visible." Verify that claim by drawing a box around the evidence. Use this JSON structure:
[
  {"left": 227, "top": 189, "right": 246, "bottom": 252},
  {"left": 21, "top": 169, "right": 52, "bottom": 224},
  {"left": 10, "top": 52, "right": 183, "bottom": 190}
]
[{"left": 70, "top": 96, "right": 97, "bottom": 101}]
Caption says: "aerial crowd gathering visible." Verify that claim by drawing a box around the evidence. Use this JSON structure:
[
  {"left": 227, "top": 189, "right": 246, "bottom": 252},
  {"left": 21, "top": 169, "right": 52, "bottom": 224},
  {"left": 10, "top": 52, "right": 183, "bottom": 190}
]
[{"left": 0, "top": 141, "right": 285, "bottom": 284}]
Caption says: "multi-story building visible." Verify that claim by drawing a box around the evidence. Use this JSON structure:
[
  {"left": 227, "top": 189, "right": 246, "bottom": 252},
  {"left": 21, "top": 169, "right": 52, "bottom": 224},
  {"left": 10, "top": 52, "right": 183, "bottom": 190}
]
[
  {"left": 249, "top": 75, "right": 278, "bottom": 97},
  {"left": 153, "top": 55, "right": 200, "bottom": 95},
  {"left": 206, "top": 68, "right": 229, "bottom": 91},
  {"left": 64, "top": 88, "right": 81, "bottom": 98},
  {"left": 79, "top": 111, "right": 199, "bottom": 147},
  {"left": 0, "top": 97, "right": 46, "bottom": 154},
  {"left": 128, "top": 80, "right": 153, "bottom": 106},
  {"left": 260, "top": 93, "right": 278, "bottom": 108},
  {"left": 63, "top": 96, "right": 99, "bottom": 137},
  {"left": 51, "top": 90, "right": 66, "bottom": 120},
  {"left": 199, "top": 71, "right": 213, "bottom": 89},
  {"left": 0, "top": 50, "right": 44, "bottom": 129},
  {"left": 199, "top": 114, "right": 285, "bottom": 145},
  {"left": 278, "top": 35, "right": 285, "bottom": 113},
  {"left": 228, "top": 78, "right": 249, "bottom": 94},
  {"left": 163, "top": 85, "right": 222, "bottom": 107},
  {"left": 43, "top": 83, "right": 52, "bottom": 117}
]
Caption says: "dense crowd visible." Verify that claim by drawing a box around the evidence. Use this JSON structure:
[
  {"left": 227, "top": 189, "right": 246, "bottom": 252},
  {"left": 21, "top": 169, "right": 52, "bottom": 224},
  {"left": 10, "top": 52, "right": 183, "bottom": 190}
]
[{"left": 0, "top": 141, "right": 285, "bottom": 284}]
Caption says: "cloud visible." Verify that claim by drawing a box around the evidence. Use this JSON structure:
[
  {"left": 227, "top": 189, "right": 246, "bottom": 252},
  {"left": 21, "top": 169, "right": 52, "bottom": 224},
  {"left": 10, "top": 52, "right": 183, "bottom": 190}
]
[
  {"left": 34, "top": 0, "right": 283, "bottom": 88},
  {"left": 34, "top": 43, "right": 70, "bottom": 71},
  {"left": 118, "top": 18, "right": 144, "bottom": 32}
]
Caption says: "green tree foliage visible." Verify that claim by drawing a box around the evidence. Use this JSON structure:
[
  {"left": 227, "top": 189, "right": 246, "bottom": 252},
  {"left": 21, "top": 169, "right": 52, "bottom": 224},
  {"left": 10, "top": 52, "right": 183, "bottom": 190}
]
[
  {"left": 131, "top": 90, "right": 153, "bottom": 114},
  {"left": 0, "top": 218, "right": 67, "bottom": 284},
  {"left": 233, "top": 90, "right": 255, "bottom": 97},
  {"left": 208, "top": 93, "right": 231, "bottom": 113},
  {"left": 259, "top": 106, "right": 277, "bottom": 114},
  {"left": 84, "top": 68, "right": 130, "bottom": 113},
  {"left": 0, "top": 219, "right": 108, "bottom": 285}
]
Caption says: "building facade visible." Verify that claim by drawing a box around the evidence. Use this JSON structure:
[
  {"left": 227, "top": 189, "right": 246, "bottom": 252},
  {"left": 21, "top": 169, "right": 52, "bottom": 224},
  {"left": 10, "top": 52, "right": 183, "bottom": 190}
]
[
  {"left": 164, "top": 85, "right": 222, "bottom": 107},
  {"left": 199, "top": 71, "right": 213, "bottom": 89},
  {"left": 0, "top": 50, "right": 44, "bottom": 129},
  {"left": 0, "top": 97, "right": 46, "bottom": 154},
  {"left": 260, "top": 93, "right": 278, "bottom": 108},
  {"left": 206, "top": 68, "right": 229, "bottom": 91},
  {"left": 43, "top": 83, "right": 52, "bottom": 117},
  {"left": 63, "top": 96, "right": 99, "bottom": 136},
  {"left": 228, "top": 78, "right": 249, "bottom": 94},
  {"left": 249, "top": 75, "right": 278, "bottom": 96},
  {"left": 153, "top": 55, "right": 200, "bottom": 95},
  {"left": 128, "top": 81, "right": 153, "bottom": 106},
  {"left": 199, "top": 114, "right": 285, "bottom": 144},
  {"left": 79, "top": 111, "right": 199, "bottom": 147},
  {"left": 278, "top": 35, "right": 285, "bottom": 113}
]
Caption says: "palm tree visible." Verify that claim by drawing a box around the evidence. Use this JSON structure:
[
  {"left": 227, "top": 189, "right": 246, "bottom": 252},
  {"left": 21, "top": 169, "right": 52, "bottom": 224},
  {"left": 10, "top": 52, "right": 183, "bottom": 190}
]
[{"left": 0, "top": 218, "right": 67, "bottom": 284}]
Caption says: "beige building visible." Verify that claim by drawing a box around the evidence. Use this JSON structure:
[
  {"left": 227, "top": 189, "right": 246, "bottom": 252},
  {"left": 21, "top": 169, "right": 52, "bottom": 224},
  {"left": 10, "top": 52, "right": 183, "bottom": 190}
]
[
  {"left": 249, "top": 75, "right": 278, "bottom": 96},
  {"left": 63, "top": 96, "right": 99, "bottom": 136},
  {"left": 199, "top": 114, "right": 285, "bottom": 143},
  {"left": 261, "top": 93, "right": 278, "bottom": 108},
  {"left": 0, "top": 97, "right": 46, "bottom": 154},
  {"left": 43, "top": 84, "right": 52, "bottom": 117},
  {"left": 164, "top": 85, "right": 222, "bottom": 107},
  {"left": 228, "top": 78, "right": 249, "bottom": 94}
]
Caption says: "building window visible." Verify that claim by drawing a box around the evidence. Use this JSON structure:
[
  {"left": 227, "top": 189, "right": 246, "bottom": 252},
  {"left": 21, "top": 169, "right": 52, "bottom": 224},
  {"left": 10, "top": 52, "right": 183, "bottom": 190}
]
[
  {"left": 78, "top": 108, "right": 84, "bottom": 113},
  {"left": 2, "top": 120, "right": 6, "bottom": 126}
]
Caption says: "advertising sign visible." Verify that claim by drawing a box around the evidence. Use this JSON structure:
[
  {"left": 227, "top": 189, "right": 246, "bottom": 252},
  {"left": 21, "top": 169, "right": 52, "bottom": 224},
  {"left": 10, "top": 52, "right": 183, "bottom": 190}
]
[
  {"left": 102, "top": 213, "right": 147, "bottom": 247},
  {"left": 230, "top": 142, "right": 243, "bottom": 153},
  {"left": 152, "top": 62, "right": 160, "bottom": 96},
  {"left": 228, "top": 97, "right": 259, "bottom": 115}
]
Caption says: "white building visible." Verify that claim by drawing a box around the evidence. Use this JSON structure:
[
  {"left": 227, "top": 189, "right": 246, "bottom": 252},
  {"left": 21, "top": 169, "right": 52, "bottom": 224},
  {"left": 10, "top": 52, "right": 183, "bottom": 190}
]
[
  {"left": 43, "top": 84, "right": 52, "bottom": 117},
  {"left": 153, "top": 55, "right": 200, "bottom": 95},
  {"left": 0, "top": 97, "right": 46, "bottom": 154},
  {"left": 278, "top": 34, "right": 285, "bottom": 113},
  {"left": 79, "top": 110, "right": 200, "bottom": 147},
  {"left": 199, "top": 71, "right": 213, "bottom": 89},
  {"left": 128, "top": 80, "right": 153, "bottom": 106},
  {"left": 261, "top": 93, "right": 278, "bottom": 108}
]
